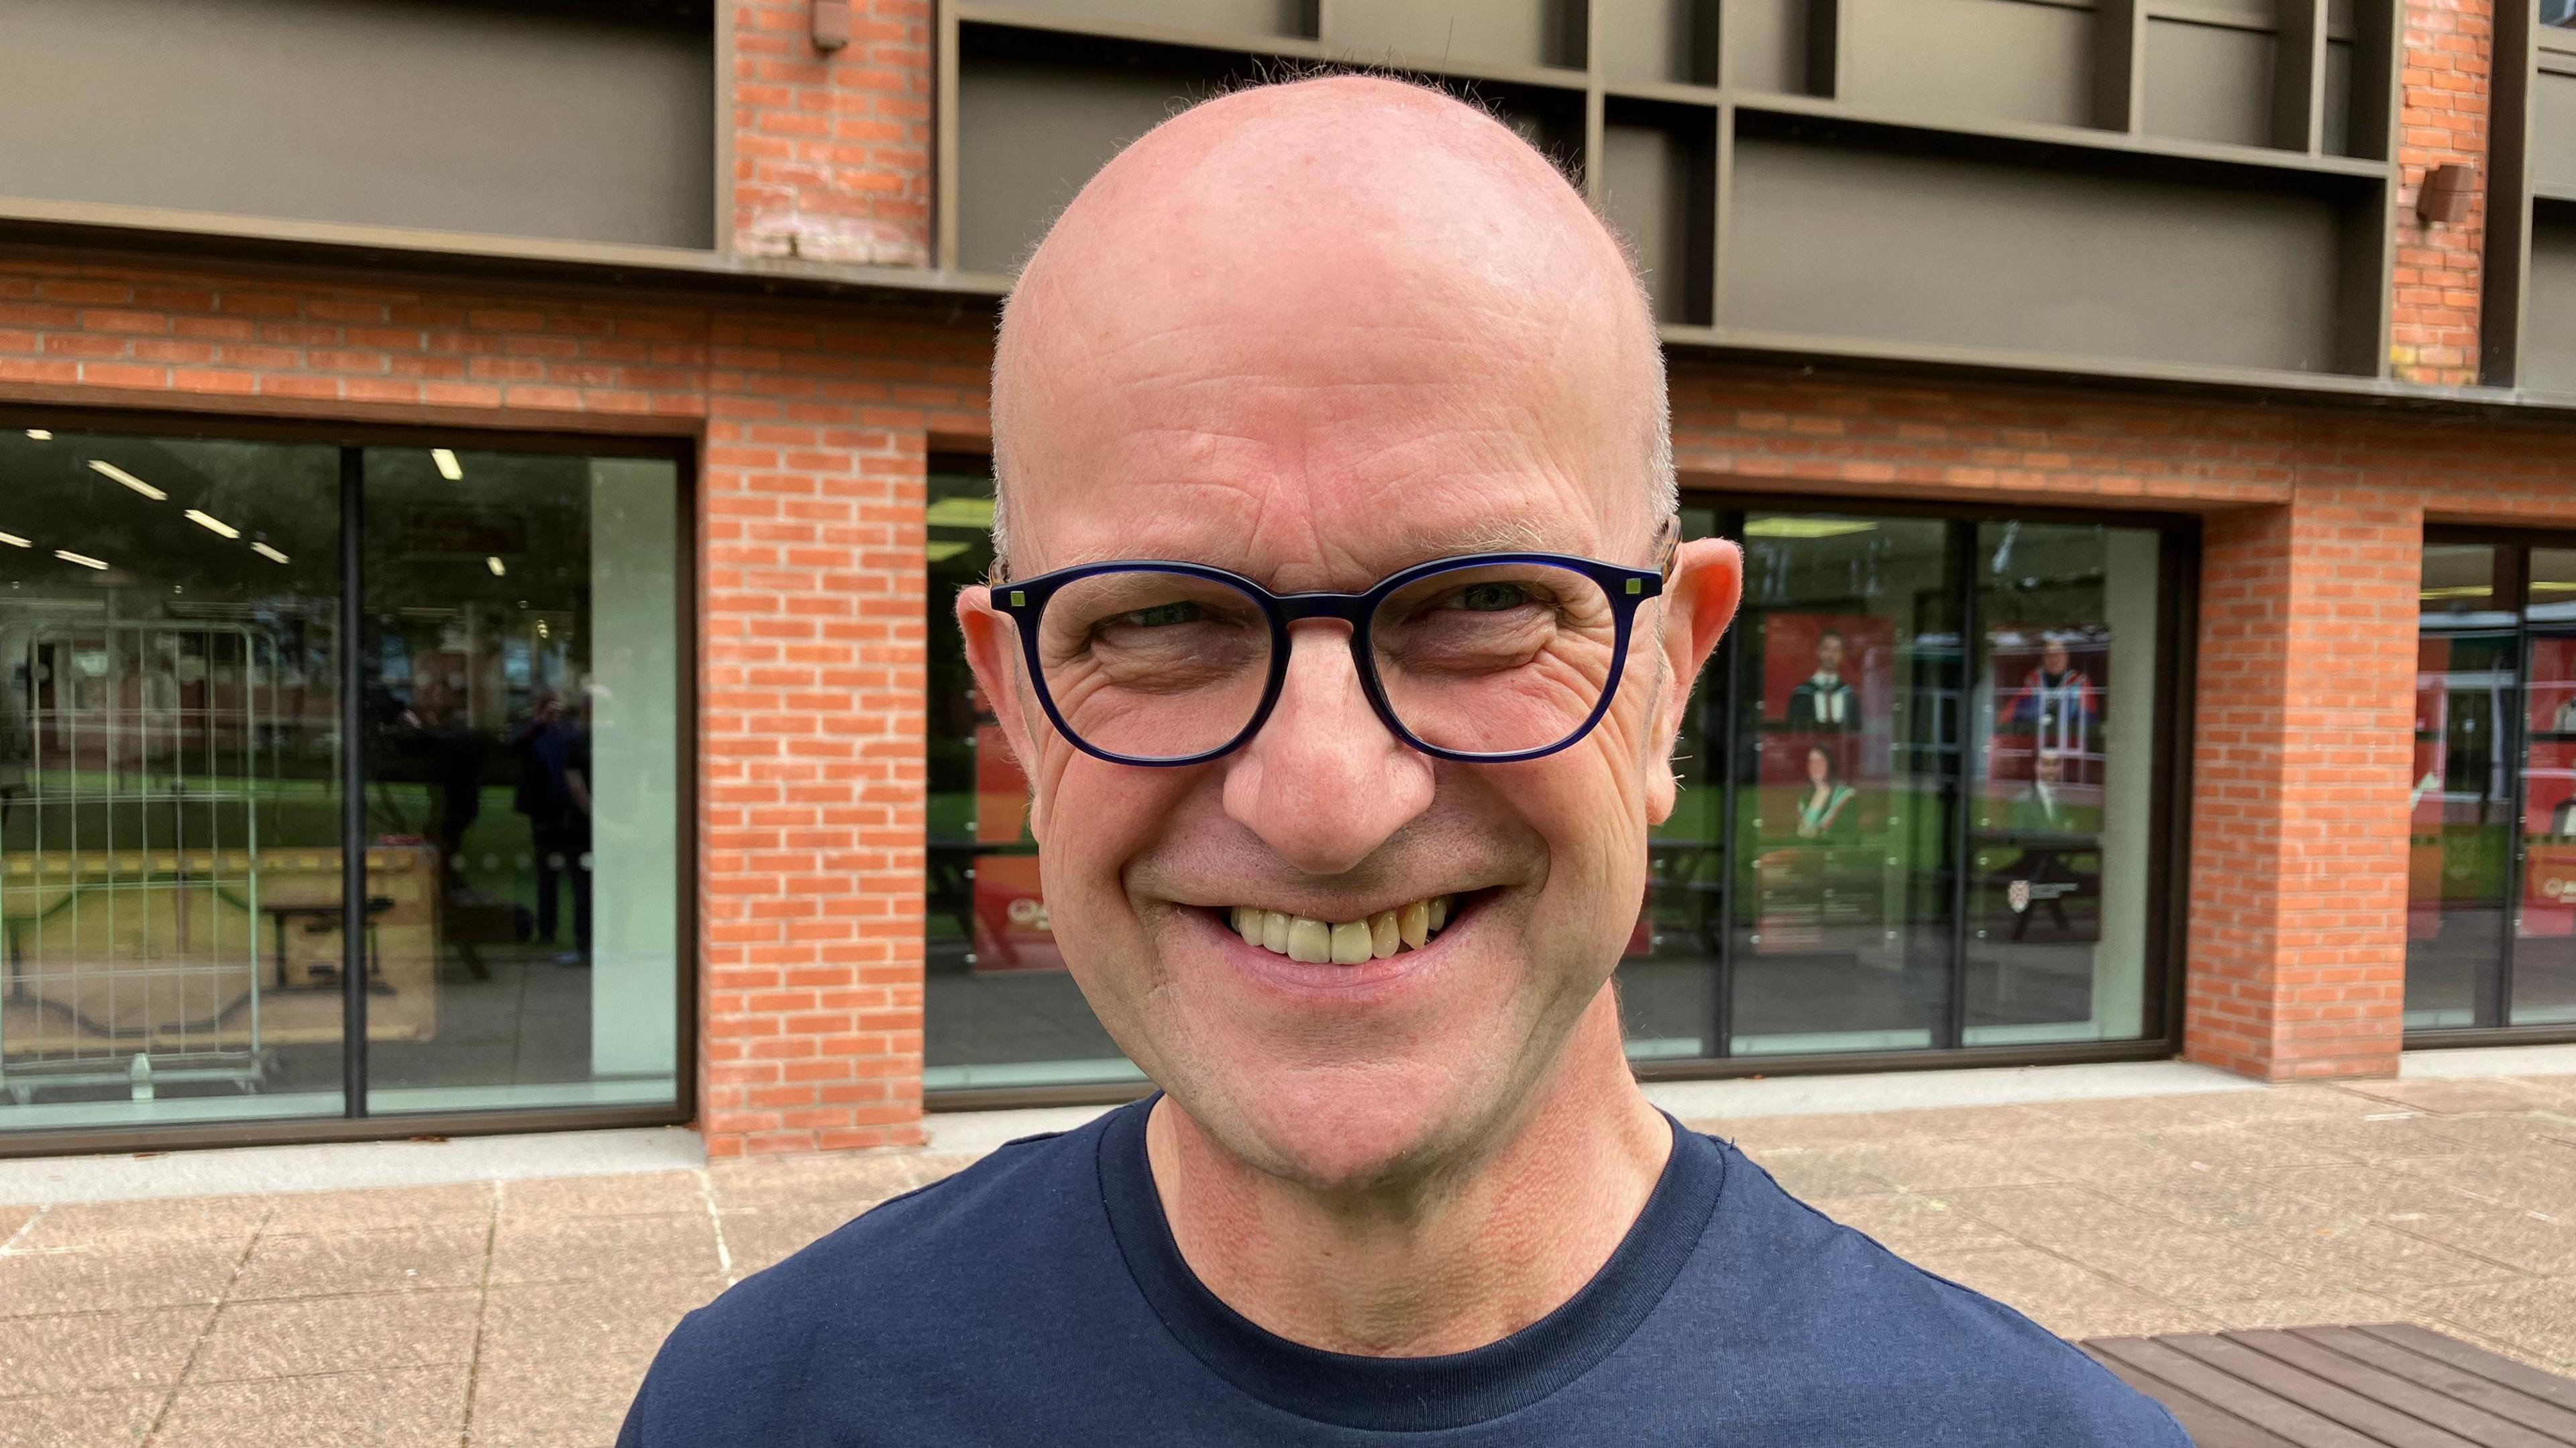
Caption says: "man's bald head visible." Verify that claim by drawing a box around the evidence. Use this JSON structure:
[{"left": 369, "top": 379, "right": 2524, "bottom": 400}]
[{"left": 989, "top": 74, "right": 1672, "bottom": 569}]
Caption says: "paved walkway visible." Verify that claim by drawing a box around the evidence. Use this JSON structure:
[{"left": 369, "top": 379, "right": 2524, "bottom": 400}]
[{"left": 1, "top": 1072, "right": 2571, "bottom": 1446}]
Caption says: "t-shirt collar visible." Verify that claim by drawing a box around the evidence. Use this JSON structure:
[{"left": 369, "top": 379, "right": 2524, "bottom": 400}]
[{"left": 1094, "top": 1095, "right": 1727, "bottom": 1433}]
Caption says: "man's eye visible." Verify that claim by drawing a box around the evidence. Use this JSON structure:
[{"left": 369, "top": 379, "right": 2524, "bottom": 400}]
[
  {"left": 1450, "top": 583, "right": 1531, "bottom": 612},
  {"left": 1118, "top": 602, "right": 1203, "bottom": 628}
]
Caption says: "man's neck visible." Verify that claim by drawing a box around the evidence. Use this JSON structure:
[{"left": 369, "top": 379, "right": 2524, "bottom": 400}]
[{"left": 1143, "top": 996, "right": 1670, "bottom": 1359}]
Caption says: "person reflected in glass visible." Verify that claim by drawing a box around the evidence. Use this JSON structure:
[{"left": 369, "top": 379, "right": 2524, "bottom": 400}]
[
  {"left": 1786, "top": 628, "right": 1855, "bottom": 730},
  {"left": 1794, "top": 744, "right": 1858, "bottom": 842},
  {"left": 509, "top": 689, "right": 591, "bottom": 967},
  {"left": 2011, "top": 750, "right": 2074, "bottom": 834},
  {"left": 2009, "top": 634, "right": 2094, "bottom": 758}
]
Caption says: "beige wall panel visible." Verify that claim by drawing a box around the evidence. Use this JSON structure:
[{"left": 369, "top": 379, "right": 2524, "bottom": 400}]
[
  {"left": 2524, "top": 218, "right": 2576, "bottom": 394},
  {"left": 2536, "top": 66, "right": 2576, "bottom": 192},
  {"left": 1325, "top": 0, "right": 1574, "bottom": 70},
  {"left": 1843, "top": 0, "right": 2094, "bottom": 129},
  {"left": 1601, "top": 119, "right": 1709, "bottom": 323},
  {"left": 0, "top": 0, "right": 713, "bottom": 248},
  {"left": 1724, "top": 138, "right": 2345, "bottom": 372},
  {"left": 999, "top": 0, "right": 1307, "bottom": 39},
  {"left": 2142, "top": 18, "right": 2276, "bottom": 150},
  {"left": 957, "top": 58, "right": 1192, "bottom": 274},
  {"left": 1723, "top": 0, "right": 1811, "bottom": 93}
]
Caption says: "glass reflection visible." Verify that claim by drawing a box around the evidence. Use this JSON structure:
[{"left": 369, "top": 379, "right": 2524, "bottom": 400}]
[
  {"left": 2515, "top": 549, "right": 2576, "bottom": 1026},
  {"left": 1963, "top": 522, "right": 2160, "bottom": 1045},
  {"left": 1725, "top": 514, "right": 1957, "bottom": 1056},
  {"left": 0, "top": 428, "right": 344, "bottom": 1131},
  {"left": 2408, "top": 544, "right": 2514, "bottom": 1029},
  {"left": 360, "top": 448, "right": 682, "bottom": 1114}
]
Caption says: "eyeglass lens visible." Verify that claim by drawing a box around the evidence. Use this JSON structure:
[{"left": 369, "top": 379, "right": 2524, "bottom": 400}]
[{"left": 1030, "top": 562, "right": 1623, "bottom": 761}]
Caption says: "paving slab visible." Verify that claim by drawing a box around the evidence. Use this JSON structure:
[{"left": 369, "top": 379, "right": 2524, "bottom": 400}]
[{"left": 3, "top": 1069, "right": 2575, "bottom": 1445}]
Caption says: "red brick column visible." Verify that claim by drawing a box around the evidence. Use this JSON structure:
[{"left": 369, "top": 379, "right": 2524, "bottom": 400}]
[
  {"left": 730, "top": 0, "right": 934, "bottom": 266},
  {"left": 2185, "top": 481, "right": 2421, "bottom": 1080},
  {"left": 2392, "top": 0, "right": 2493, "bottom": 386},
  {"left": 0, "top": 255, "right": 988, "bottom": 1156}
]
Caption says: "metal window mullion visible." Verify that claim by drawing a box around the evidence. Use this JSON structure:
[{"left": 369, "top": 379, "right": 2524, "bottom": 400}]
[
  {"left": 1944, "top": 519, "right": 1976, "bottom": 1053},
  {"left": 339, "top": 447, "right": 368, "bottom": 1115},
  {"left": 2501, "top": 546, "right": 2534, "bottom": 1029},
  {"left": 1711, "top": 509, "right": 1746, "bottom": 1060}
]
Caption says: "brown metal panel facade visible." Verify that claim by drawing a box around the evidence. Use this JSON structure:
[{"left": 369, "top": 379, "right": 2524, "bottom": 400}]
[{"left": 0, "top": 0, "right": 716, "bottom": 249}]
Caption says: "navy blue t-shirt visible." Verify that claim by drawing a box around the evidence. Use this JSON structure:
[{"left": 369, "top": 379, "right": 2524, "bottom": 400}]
[{"left": 621, "top": 1099, "right": 2186, "bottom": 1445}]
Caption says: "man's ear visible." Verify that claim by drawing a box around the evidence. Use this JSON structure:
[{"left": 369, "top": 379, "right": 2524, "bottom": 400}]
[
  {"left": 957, "top": 583, "right": 1051, "bottom": 837},
  {"left": 1644, "top": 537, "right": 1742, "bottom": 826}
]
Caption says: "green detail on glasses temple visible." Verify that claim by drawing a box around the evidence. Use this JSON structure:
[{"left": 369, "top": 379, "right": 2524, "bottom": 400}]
[{"left": 996, "top": 551, "right": 1664, "bottom": 767}]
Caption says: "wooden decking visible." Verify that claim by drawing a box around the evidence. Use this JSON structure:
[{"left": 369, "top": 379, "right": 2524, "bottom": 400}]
[{"left": 2084, "top": 1324, "right": 2576, "bottom": 1447}]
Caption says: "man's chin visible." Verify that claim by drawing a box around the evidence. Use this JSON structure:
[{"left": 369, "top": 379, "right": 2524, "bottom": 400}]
[{"left": 1166, "top": 1055, "right": 1511, "bottom": 1193}]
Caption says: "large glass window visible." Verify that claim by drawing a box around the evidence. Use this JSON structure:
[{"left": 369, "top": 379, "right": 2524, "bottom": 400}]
[
  {"left": 0, "top": 421, "right": 686, "bottom": 1148},
  {"left": 923, "top": 474, "right": 2184, "bottom": 1096},
  {"left": 2411, "top": 535, "right": 2576, "bottom": 1033},
  {"left": 1627, "top": 506, "right": 2176, "bottom": 1066}
]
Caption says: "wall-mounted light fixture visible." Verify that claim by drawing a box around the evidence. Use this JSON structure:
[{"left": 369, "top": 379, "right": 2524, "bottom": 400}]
[
  {"left": 2418, "top": 163, "right": 2475, "bottom": 226},
  {"left": 812, "top": 0, "right": 851, "bottom": 52}
]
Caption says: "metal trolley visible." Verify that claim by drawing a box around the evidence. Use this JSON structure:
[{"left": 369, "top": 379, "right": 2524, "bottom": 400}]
[{"left": 0, "top": 618, "right": 283, "bottom": 1105}]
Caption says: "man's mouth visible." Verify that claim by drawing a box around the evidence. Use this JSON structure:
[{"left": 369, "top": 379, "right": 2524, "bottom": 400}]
[{"left": 1224, "top": 895, "right": 1457, "bottom": 964}]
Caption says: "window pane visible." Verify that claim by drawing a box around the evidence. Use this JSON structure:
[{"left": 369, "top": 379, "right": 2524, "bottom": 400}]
[
  {"left": 2409, "top": 543, "right": 2514, "bottom": 1029},
  {"left": 0, "top": 426, "right": 344, "bottom": 1134},
  {"left": 359, "top": 447, "right": 682, "bottom": 1115},
  {"left": 922, "top": 467, "right": 1140, "bottom": 1093},
  {"left": 1725, "top": 513, "right": 1958, "bottom": 1057},
  {"left": 1962, "top": 522, "right": 2160, "bottom": 1045},
  {"left": 1623, "top": 508, "right": 1722, "bottom": 1061},
  {"left": 2518, "top": 548, "right": 2576, "bottom": 1026}
]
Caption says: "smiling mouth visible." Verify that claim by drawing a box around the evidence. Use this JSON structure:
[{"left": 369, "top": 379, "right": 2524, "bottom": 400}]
[{"left": 1224, "top": 895, "right": 1458, "bottom": 965}]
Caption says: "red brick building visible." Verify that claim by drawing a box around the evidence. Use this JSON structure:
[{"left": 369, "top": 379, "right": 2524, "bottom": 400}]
[{"left": 0, "top": 0, "right": 2569, "bottom": 1160}]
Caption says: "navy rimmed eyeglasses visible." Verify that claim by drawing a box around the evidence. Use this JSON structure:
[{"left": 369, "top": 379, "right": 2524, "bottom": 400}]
[{"left": 990, "top": 541, "right": 1671, "bottom": 767}]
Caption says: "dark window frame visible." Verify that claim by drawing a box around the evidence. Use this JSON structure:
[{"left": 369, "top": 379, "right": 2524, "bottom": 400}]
[
  {"left": 2409, "top": 522, "right": 2576, "bottom": 1049},
  {"left": 0, "top": 403, "right": 699, "bottom": 1160}
]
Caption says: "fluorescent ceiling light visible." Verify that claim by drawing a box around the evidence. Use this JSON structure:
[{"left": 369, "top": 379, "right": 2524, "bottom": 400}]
[
  {"left": 1743, "top": 517, "right": 1876, "bottom": 540},
  {"left": 486, "top": 556, "right": 506, "bottom": 576},
  {"left": 0, "top": 531, "right": 28, "bottom": 548},
  {"left": 54, "top": 549, "right": 107, "bottom": 570},
  {"left": 250, "top": 541, "right": 290, "bottom": 565},
  {"left": 2420, "top": 585, "right": 2494, "bottom": 600},
  {"left": 926, "top": 497, "right": 996, "bottom": 531},
  {"left": 926, "top": 540, "right": 975, "bottom": 563},
  {"left": 431, "top": 449, "right": 464, "bottom": 482},
  {"left": 87, "top": 459, "right": 166, "bottom": 501},
  {"left": 184, "top": 509, "right": 241, "bottom": 540},
  {"left": 24, "top": 429, "right": 50, "bottom": 441}
]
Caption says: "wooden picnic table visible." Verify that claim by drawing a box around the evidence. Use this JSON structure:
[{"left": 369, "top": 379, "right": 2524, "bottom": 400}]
[{"left": 2082, "top": 1323, "right": 2576, "bottom": 1447}]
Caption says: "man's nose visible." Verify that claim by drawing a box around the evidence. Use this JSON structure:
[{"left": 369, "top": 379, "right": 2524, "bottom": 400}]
[{"left": 1220, "top": 622, "right": 1436, "bottom": 877}]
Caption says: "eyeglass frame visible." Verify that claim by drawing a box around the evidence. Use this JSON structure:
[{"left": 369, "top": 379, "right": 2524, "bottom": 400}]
[{"left": 989, "top": 537, "right": 1674, "bottom": 768}]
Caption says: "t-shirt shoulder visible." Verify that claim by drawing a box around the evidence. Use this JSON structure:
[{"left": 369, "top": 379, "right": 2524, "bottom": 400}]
[
  {"left": 1686, "top": 1134, "right": 2190, "bottom": 1445},
  {"left": 620, "top": 1118, "right": 1114, "bottom": 1444}
]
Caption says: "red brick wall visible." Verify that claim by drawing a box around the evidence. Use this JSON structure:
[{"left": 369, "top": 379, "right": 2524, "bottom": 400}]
[
  {"left": 0, "top": 249, "right": 988, "bottom": 1156},
  {"left": 2186, "top": 487, "right": 2421, "bottom": 1080},
  {"left": 2393, "top": 0, "right": 2493, "bottom": 386},
  {"left": 731, "top": 0, "right": 935, "bottom": 266}
]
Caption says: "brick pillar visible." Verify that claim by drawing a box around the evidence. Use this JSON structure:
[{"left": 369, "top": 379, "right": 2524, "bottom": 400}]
[
  {"left": 2392, "top": 0, "right": 2493, "bottom": 386},
  {"left": 2185, "top": 482, "right": 2421, "bottom": 1080},
  {"left": 730, "top": 0, "right": 934, "bottom": 266}
]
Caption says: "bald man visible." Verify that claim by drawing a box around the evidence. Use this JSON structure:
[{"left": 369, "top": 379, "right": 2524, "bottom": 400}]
[{"left": 619, "top": 77, "right": 2185, "bottom": 1445}]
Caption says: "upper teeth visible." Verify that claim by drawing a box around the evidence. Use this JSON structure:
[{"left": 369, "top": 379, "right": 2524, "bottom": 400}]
[{"left": 1230, "top": 897, "right": 1452, "bottom": 965}]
